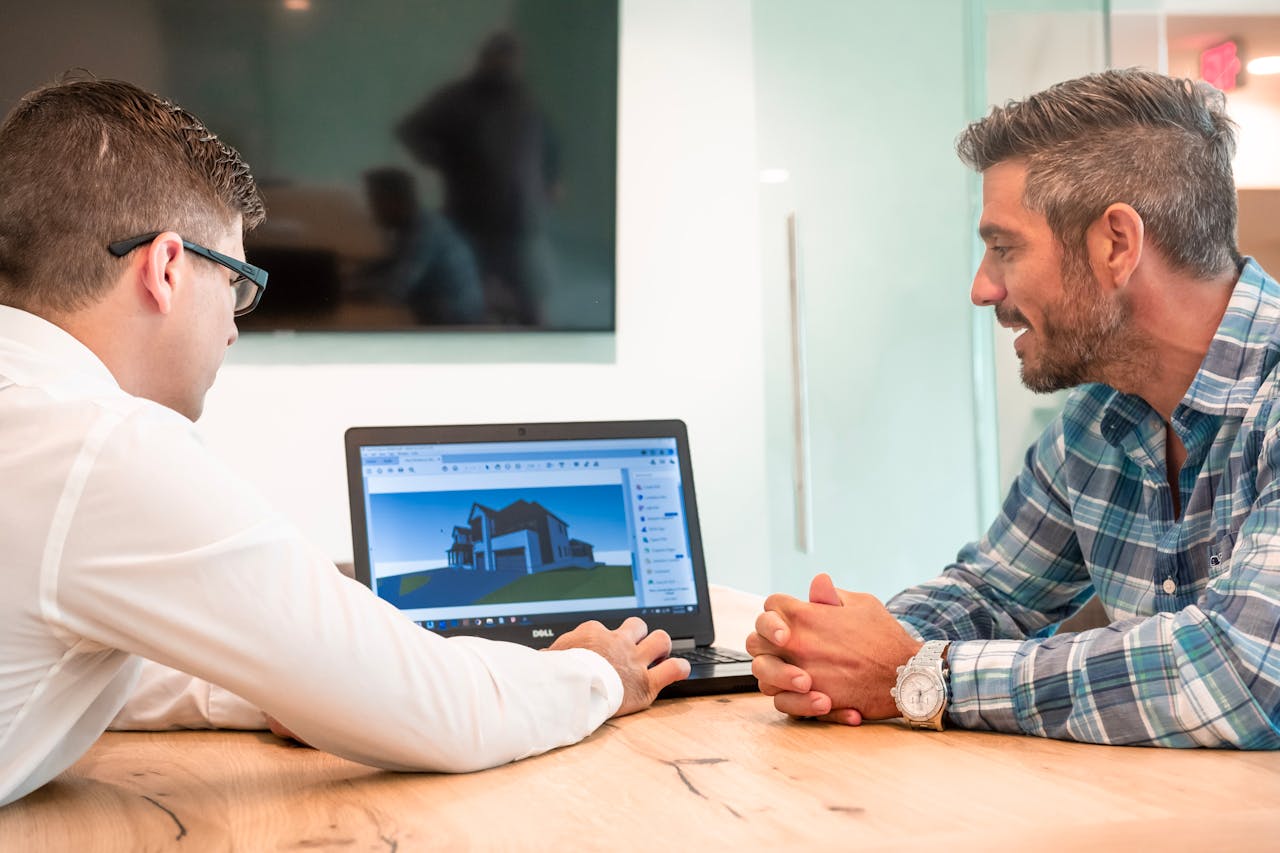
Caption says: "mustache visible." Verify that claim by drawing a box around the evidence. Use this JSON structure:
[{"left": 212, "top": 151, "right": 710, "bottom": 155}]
[{"left": 995, "top": 306, "right": 1030, "bottom": 328}]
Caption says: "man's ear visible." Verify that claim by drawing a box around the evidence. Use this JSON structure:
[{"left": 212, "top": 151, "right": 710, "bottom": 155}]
[
  {"left": 1086, "top": 203, "right": 1144, "bottom": 291},
  {"left": 138, "top": 232, "right": 185, "bottom": 315}
]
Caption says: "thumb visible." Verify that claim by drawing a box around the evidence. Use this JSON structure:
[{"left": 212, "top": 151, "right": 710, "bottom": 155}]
[
  {"left": 817, "top": 707, "right": 864, "bottom": 727},
  {"left": 647, "top": 656, "right": 692, "bottom": 697},
  {"left": 615, "top": 657, "right": 690, "bottom": 717},
  {"left": 809, "top": 573, "right": 842, "bottom": 606}
]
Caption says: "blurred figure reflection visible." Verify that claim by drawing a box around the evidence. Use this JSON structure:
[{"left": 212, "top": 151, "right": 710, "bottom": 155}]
[
  {"left": 361, "top": 167, "right": 485, "bottom": 325},
  {"left": 397, "top": 31, "right": 560, "bottom": 326}
]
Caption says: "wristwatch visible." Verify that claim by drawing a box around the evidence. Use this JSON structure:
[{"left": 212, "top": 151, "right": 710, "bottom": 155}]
[{"left": 890, "top": 640, "right": 951, "bottom": 731}]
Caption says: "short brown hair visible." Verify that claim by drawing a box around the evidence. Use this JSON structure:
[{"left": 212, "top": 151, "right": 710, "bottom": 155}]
[
  {"left": 0, "top": 77, "right": 265, "bottom": 313},
  {"left": 956, "top": 68, "right": 1240, "bottom": 278}
]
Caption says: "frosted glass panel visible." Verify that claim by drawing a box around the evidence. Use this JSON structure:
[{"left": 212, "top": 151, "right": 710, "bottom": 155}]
[
  {"left": 754, "top": 0, "right": 1108, "bottom": 600},
  {"left": 980, "top": 2, "right": 1110, "bottom": 494},
  {"left": 754, "top": 0, "right": 981, "bottom": 600}
]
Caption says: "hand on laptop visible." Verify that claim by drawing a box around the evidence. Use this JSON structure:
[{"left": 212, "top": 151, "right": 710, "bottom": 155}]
[
  {"left": 745, "top": 573, "right": 921, "bottom": 724},
  {"left": 549, "top": 616, "right": 691, "bottom": 717}
]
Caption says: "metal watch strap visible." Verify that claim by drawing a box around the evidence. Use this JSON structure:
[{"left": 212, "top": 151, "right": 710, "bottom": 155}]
[
  {"left": 904, "top": 640, "right": 950, "bottom": 730},
  {"left": 915, "top": 639, "right": 949, "bottom": 670}
]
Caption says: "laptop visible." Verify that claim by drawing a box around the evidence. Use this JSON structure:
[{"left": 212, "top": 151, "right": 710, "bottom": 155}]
[{"left": 344, "top": 419, "right": 755, "bottom": 698}]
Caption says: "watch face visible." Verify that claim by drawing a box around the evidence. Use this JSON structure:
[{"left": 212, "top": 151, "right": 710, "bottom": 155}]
[{"left": 897, "top": 671, "right": 943, "bottom": 719}]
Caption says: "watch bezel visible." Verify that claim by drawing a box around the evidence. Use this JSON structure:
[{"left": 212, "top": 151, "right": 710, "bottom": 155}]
[
  {"left": 891, "top": 640, "right": 951, "bottom": 729},
  {"left": 893, "top": 667, "right": 946, "bottom": 721}
]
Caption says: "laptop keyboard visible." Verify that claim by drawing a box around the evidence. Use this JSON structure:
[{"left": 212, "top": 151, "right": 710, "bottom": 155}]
[{"left": 674, "top": 647, "right": 752, "bottom": 665}]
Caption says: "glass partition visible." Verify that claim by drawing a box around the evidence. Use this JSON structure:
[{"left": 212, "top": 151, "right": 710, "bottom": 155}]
[
  {"left": 754, "top": 0, "right": 1108, "bottom": 599},
  {"left": 975, "top": 0, "right": 1111, "bottom": 500}
]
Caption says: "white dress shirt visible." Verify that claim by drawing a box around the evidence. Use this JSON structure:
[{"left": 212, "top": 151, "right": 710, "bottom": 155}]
[{"left": 0, "top": 305, "right": 623, "bottom": 807}]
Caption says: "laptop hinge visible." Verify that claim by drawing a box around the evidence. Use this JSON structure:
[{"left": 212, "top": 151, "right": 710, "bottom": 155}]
[{"left": 671, "top": 638, "right": 696, "bottom": 651}]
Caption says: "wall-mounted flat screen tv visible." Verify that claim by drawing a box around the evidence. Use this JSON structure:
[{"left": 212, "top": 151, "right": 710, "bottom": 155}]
[{"left": 0, "top": 0, "right": 618, "bottom": 332}]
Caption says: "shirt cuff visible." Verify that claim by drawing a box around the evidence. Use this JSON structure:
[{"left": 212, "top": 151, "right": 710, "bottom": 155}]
[
  {"left": 947, "top": 639, "right": 1024, "bottom": 734},
  {"left": 109, "top": 659, "right": 267, "bottom": 731},
  {"left": 554, "top": 647, "right": 626, "bottom": 716},
  {"left": 208, "top": 684, "right": 269, "bottom": 730}
]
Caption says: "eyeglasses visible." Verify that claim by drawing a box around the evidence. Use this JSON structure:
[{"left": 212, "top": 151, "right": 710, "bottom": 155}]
[{"left": 107, "top": 231, "right": 269, "bottom": 316}]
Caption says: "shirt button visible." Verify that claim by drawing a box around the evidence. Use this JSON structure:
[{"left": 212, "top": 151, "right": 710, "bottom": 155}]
[{"left": 1162, "top": 578, "right": 1176, "bottom": 594}]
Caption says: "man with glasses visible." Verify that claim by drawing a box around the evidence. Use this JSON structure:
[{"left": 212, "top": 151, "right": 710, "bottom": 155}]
[
  {"left": 0, "top": 78, "right": 688, "bottom": 807},
  {"left": 107, "top": 231, "right": 269, "bottom": 317}
]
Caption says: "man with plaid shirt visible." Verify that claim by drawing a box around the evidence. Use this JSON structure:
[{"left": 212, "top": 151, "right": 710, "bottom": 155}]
[{"left": 747, "top": 68, "right": 1280, "bottom": 747}]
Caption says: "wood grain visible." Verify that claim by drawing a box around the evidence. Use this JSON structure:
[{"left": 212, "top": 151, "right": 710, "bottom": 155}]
[{"left": 3, "top": 692, "right": 1278, "bottom": 851}]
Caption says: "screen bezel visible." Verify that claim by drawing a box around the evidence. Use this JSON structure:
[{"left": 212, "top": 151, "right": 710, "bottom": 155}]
[{"left": 344, "top": 419, "right": 715, "bottom": 647}]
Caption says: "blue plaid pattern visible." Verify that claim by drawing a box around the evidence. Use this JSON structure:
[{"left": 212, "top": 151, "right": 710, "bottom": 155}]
[{"left": 888, "top": 259, "right": 1280, "bottom": 747}]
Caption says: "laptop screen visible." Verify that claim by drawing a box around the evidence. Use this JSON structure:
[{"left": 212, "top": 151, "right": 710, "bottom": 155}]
[{"left": 351, "top": 432, "right": 704, "bottom": 636}]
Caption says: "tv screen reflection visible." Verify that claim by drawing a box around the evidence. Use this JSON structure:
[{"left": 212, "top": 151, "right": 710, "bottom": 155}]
[{"left": 0, "top": 1, "right": 619, "bottom": 332}]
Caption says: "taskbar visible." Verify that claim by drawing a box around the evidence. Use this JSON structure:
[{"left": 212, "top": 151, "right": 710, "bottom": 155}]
[{"left": 417, "top": 603, "right": 699, "bottom": 632}]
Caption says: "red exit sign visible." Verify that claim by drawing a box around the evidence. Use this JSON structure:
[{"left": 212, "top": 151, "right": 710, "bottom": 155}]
[{"left": 1201, "top": 40, "right": 1242, "bottom": 91}]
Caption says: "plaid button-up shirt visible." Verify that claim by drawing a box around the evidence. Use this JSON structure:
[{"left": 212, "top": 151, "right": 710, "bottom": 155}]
[{"left": 889, "top": 258, "right": 1280, "bottom": 747}]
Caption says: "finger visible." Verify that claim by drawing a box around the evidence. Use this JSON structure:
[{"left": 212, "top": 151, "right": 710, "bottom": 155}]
[
  {"left": 636, "top": 627, "right": 673, "bottom": 663},
  {"left": 751, "top": 653, "right": 812, "bottom": 694},
  {"left": 773, "top": 690, "right": 833, "bottom": 718},
  {"left": 756, "top": 676, "right": 805, "bottom": 698},
  {"left": 763, "top": 592, "right": 801, "bottom": 614},
  {"left": 809, "top": 573, "right": 842, "bottom": 606},
  {"left": 817, "top": 708, "right": 863, "bottom": 726},
  {"left": 546, "top": 625, "right": 583, "bottom": 651},
  {"left": 645, "top": 655, "right": 691, "bottom": 696},
  {"left": 754, "top": 610, "right": 790, "bottom": 647},
  {"left": 616, "top": 616, "right": 648, "bottom": 643},
  {"left": 744, "top": 631, "right": 781, "bottom": 659}
]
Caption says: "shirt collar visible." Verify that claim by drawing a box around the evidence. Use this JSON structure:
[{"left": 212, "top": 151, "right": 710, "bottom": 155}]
[
  {"left": 1179, "top": 258, "right": 1280, "bottom": 418},
  {"left": 0, "top": 304, "right": 121, "bottom": 396},
  {"left": 1097, "top": 258, "right": 1278, "bottom": 448}
]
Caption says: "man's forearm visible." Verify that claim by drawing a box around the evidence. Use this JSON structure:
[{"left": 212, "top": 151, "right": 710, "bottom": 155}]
[{"left": 946, "top": 609, "right": 1280, "bottom": 748}]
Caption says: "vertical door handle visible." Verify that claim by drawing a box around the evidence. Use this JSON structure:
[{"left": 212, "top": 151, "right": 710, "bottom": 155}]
[{"left": 787, "top": 212, "right": 812, "bottom": 553}]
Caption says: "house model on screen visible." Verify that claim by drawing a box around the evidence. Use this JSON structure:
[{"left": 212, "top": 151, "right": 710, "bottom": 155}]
[{"left": 448, "top": 500, "right": 597, "bottom": 574}]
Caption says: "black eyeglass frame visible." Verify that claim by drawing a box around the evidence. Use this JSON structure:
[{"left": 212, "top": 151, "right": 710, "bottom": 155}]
[{"left": 107, "top": 231, "right": 268, "bottom": 316}]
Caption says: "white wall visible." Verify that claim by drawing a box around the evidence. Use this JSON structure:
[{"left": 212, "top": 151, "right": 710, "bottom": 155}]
[{"left": 196, "top": 0, "right": 774, "bottom": 595}]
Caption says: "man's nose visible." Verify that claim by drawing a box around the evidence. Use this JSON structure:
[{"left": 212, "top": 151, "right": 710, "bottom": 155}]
[{"left": 970, "top": 257, "right": 1005, "bottom": 307}]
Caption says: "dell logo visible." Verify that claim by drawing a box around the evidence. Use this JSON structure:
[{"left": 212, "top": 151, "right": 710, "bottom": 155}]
[{"left": 532, "top": 628, "right": 554, "bottom": 639}]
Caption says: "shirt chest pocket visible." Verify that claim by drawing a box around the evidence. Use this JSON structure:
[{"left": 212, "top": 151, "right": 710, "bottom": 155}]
[{"left": 1208, "top": 530, "right": 1235, "bottom": 581}]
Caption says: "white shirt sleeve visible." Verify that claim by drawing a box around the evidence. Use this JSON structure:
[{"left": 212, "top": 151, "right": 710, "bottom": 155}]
[
  {"left": 49, "top": 405, "right": 624, "bottom": 772},
  {"left": 108, "top": 659, "right": 267, "bottom": 731}
]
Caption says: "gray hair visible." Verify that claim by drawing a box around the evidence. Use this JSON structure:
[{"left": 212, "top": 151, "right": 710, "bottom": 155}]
[{"left": 956, "top": 68, "right": 1240, "bottom": 278}]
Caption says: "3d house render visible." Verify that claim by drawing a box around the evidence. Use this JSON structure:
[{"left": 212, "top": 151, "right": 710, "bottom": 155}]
[{"left": 448, "top": 500, "right": 597, "bottom": 574}]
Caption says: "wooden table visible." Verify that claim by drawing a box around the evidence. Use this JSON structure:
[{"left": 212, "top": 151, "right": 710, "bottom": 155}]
[
  {"left": 3, "top": 693, "right": 1279, "bottom": 851},
  {"left": 4, "top": 585, "right": 1280, "bottom": 850}
]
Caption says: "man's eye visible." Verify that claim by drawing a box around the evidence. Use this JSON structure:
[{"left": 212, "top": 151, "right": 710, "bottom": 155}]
[{"left": 990, "top": 245, "right": 1011, "bottom": 258}]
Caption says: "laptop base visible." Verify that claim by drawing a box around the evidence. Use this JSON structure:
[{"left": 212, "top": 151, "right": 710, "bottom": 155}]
[{"left": 657, "top": 661, "right": 756, "bottom": 698}]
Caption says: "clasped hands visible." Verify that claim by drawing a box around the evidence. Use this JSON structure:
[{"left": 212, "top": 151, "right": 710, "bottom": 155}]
[{"left": 745, "top": 573, "right": 923, "bottom": 723}]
